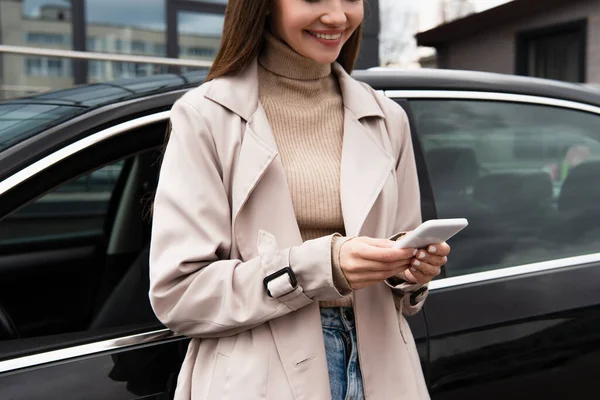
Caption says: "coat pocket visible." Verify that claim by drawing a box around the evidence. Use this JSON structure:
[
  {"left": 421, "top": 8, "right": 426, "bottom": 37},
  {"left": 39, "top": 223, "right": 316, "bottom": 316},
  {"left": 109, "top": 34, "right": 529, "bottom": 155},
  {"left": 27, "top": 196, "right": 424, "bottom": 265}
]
[{"left": 207, "top": 353, "right": 230, "bottom": 400}]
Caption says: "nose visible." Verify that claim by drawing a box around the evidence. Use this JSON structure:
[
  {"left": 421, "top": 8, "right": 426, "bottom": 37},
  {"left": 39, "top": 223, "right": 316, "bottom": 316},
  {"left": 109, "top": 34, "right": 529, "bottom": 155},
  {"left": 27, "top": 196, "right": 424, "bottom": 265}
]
[{"left": 320, "top": 1, "right": 348, "bottom": 26}]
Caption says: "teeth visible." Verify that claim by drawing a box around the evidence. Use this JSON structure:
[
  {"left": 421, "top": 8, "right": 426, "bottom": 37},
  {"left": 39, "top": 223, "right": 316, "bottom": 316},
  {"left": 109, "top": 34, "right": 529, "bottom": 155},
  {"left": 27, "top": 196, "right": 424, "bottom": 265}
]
[{"left": 309, "top": 32, "right": 342, "bottom": 40}]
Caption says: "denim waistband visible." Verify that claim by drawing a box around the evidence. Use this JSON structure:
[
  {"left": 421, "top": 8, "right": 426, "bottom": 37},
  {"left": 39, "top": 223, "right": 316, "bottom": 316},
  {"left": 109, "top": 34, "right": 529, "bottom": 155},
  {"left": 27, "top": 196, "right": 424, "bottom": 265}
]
[{"left": 320, "top": 307, "right": 355, "bottom": 331}]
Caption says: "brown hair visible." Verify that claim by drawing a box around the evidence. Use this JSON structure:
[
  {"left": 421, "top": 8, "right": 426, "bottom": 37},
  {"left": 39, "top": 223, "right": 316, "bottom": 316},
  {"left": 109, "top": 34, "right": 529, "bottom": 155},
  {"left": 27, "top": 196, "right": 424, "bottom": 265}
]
[{"left": 206, "top": 0, "right": 364, "bottom": 81}]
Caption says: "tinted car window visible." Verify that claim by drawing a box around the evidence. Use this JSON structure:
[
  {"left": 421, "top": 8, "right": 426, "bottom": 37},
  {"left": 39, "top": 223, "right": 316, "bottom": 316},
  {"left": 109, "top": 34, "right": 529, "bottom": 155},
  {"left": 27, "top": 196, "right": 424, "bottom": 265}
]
[
  {"left": 0, "top": 161, "right": 124, "bottom": 243},
  {"left": 410, "top": 99, "right": 600, "bottom": 276},
  {"left": 0, "top": 149, "right": 161, "bottom": 347}
]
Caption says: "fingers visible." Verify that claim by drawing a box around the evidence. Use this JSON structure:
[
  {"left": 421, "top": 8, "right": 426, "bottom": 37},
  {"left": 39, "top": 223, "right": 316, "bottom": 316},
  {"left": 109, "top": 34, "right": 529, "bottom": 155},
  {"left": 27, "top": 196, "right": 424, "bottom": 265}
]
[
  {"left": 349, "top": 266, "right": 411, "bottom": 289},
  {"left": 352, "top": 238, "right": 415, "bottom": 263},
  {"left": 360, "top": 237, "right": 396, "bottom": 248},
  {"left": 409, "top": 260, "right": 441, "bottom": 277},
  {"left": 339, "top": 237, "right": 451, "bottom": 289},
  {"left": 404, "top": 265, "right": 438, "bottom": 285},
  {"left": 343, "top": 257, "right": 411, "bottom": 275},
  {"left": 425, "top": 242, "right": 451, "bottom": 257},
  {"left": 413, "top": 249, "right": 448, "bottom": 268}
]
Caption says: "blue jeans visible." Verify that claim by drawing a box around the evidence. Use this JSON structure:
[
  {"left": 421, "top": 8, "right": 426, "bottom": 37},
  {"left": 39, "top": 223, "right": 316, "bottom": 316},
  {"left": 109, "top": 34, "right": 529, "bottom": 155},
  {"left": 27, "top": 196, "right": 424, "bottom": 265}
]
[{"left": 320, "top": 307, "right": 365, "bottom": 400}]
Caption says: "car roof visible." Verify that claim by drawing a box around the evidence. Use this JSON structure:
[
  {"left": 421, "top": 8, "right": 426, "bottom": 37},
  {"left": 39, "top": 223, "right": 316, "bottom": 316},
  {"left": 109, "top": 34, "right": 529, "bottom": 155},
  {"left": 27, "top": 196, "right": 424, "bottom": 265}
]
[
  {"left": 0, "top": 71, "right": 207, "bottom": 152},
  {"left": 353, "top": 68, "right": 600, "bottom": 107},
  {"left": 6, "top": 71, "right": 207, "bottom": 108}
]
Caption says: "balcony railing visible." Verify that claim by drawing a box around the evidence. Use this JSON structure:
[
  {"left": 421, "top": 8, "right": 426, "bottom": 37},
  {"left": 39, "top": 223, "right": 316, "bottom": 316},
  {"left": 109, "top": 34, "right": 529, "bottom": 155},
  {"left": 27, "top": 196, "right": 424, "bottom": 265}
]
[
  {"left": 0, "top": 45, "right": 214, "bottom": 99},
  {"left": 0, "top": 45, "right": 213, "bottom": 67}
]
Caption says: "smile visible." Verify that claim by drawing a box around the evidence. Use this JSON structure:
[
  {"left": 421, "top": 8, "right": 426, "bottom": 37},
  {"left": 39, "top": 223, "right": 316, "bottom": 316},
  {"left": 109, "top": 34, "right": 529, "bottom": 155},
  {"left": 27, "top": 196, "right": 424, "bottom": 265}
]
[{"left": 307, "top": 31, "right": 343, "bottom": 40}]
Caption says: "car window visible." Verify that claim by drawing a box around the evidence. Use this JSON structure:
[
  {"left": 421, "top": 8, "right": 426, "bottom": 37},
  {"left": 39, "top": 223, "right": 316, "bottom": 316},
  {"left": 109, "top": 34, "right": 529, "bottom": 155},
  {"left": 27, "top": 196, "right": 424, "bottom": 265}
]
[
  {"left": 0, "top": 161, "right": 124, "bottom": 244},
  {"left": 409, "top": 99, "right": 600, "bottom": 277},
  {"left": 0, "top": 144, "right": 163, "bottom": 353}
]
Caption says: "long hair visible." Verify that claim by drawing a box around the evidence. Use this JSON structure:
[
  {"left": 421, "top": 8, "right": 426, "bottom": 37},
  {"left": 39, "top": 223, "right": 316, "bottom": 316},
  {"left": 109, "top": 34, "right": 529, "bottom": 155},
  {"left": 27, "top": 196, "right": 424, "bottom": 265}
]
[{"left": 206, "top": 0, "right": 364, "bottom": 81}]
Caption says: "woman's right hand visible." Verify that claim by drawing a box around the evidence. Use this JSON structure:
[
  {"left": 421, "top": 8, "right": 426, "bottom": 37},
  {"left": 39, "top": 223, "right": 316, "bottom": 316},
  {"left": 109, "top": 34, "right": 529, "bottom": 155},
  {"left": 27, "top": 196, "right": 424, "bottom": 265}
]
[{"left": 338, "top": 237, "right": 415, "bottom": 290}]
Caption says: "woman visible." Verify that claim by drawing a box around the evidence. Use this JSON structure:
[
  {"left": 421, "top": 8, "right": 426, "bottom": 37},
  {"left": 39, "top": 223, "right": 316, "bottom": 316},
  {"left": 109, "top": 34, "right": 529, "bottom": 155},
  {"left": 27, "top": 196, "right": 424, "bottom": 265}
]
[{"left": 149, "top": 0, "right": 450, "bottom": 399}]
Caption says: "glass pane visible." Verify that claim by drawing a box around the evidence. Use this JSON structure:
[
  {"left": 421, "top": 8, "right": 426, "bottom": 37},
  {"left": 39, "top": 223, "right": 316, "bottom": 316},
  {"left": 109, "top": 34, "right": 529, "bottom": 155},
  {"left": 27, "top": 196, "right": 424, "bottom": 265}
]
[
  {"left": 0, "top": 149, "right": 163, "bottom": 344},
  {"left": 528, "top": 31, "right": 582, "bottom": 82},
  {"left": 411, "top": 99, "right": 600, "bottom": 277},
  {"left": 177, "top": 11, "right": 224, "bottom": 67},
  {"left": 0, "top": 1, "right": 74, "bottom": 99},
  {"left": 0, "top": 160, "right": 125, "bottom": 243},
  {"left": 85, "top": 0, "right": 170, "bottom": 82},
  {"left": 85, "top": 0, "right": 166, "bottom": 56},
  {"left": 1, "top": 1, "right": 73, "bottom": 49}
]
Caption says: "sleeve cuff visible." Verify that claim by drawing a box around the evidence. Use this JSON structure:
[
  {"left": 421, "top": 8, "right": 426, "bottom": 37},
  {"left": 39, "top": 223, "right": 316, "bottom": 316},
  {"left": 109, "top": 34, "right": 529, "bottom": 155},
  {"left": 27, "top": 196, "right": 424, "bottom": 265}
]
[
  {"left": 330, "top": 234, "right": 354, "bottom": 295},
  {"left": 287, "top": 233, "right": 348, "bottom": 301}
]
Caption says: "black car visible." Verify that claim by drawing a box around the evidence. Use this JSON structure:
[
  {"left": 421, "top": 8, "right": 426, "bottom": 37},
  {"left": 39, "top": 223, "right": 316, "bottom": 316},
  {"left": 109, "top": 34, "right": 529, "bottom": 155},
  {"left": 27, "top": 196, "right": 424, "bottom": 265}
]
[{"left": 1, "top": 68, "right": 600, "bottom": 400}]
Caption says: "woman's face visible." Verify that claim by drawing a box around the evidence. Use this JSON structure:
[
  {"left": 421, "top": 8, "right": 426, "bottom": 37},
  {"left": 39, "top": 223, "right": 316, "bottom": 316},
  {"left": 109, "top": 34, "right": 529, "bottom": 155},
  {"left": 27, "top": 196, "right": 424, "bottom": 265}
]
[{"left": 269, "top": 0, "right": 364, "bottom": 64}]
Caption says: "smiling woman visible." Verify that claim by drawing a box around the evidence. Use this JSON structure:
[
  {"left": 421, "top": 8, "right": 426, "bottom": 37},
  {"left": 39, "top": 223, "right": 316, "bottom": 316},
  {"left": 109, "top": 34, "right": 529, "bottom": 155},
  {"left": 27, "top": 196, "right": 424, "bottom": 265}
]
[{"left": 149, "top": 1, "right": 435, "bottom": 400}]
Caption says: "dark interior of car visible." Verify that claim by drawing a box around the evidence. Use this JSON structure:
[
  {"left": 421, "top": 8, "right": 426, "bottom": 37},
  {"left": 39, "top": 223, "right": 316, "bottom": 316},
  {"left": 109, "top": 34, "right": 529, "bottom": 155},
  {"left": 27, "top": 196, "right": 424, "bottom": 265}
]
[
  {"left": 0, "top": 121, "right": 168, "bottom": 352},
  {"left": 426, "top": 147, "right": 600, "bottom": 276}
]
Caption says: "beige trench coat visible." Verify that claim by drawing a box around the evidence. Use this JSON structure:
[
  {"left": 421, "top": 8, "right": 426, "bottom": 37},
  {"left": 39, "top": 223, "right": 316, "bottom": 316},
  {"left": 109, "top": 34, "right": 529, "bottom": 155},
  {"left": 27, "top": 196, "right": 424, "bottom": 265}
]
[{"left": 149, "top": 59, "right": 430, "bottom": 400}]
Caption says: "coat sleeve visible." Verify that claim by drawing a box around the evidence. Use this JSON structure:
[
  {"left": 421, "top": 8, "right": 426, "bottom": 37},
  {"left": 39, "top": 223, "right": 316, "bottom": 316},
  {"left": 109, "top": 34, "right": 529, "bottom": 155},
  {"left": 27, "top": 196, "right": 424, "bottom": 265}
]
[
  {"left": 380, "top": 97, "right": 429, "bottom": 316},
  {"left": 149, "top": 99, "right": 345, "bottom": 339}
]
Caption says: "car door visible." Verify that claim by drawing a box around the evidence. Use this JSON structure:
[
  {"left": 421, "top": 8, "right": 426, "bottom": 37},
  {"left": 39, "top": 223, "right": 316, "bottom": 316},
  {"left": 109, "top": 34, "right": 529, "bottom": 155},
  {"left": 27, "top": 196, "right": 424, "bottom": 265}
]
[
  {"left": 394, "top": 99, "right": 440, "bottom": 383},
  {"left": 389, "top": 91, "right": 600, "bottom": 399},
  {"left": 0, "top": 108, "right": 191, "bottom": 399}
]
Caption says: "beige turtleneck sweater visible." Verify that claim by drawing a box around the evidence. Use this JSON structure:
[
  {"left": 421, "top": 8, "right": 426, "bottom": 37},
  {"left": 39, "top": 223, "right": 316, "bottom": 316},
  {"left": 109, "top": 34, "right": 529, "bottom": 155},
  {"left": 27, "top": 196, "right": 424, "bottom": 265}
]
[{"left": 258, "top": 33, "right": 353, "bottom": 307}]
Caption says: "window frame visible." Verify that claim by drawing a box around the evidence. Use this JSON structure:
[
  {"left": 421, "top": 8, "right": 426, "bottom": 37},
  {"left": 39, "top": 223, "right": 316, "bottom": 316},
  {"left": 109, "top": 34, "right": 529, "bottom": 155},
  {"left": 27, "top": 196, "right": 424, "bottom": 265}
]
[
  {"left": 516, "top": 19, "right": 588, "bottom": 83},
  {"left": 385, "top": 89, "right": 600, "bottom": 291}
]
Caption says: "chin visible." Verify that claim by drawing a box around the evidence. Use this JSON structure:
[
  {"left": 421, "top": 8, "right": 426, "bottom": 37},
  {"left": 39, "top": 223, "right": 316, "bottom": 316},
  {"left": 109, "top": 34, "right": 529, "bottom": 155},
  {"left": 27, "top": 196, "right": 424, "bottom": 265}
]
[{"left": 305, "top": 51, "right": 341, "bottom": 65}]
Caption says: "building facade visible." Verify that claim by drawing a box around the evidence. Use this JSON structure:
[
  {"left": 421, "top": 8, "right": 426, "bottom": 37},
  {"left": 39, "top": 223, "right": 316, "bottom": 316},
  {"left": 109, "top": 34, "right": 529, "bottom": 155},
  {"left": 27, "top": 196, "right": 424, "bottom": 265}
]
[
  {"left": 0, "top": 0, "right": 380, "bottom": 99},
  {"left": 416, "top": 0, "right": 599, "bottom": 83}
]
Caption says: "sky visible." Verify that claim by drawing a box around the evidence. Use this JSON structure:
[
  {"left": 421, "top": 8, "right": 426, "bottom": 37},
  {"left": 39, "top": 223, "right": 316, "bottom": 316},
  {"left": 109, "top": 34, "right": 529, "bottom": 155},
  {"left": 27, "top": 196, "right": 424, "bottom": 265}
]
[
  {"left": 423, "top": 0, "right": 511, "bottom": 29},
  {"left": 419, "top": 0, "right": 511, "bottom": 30}
]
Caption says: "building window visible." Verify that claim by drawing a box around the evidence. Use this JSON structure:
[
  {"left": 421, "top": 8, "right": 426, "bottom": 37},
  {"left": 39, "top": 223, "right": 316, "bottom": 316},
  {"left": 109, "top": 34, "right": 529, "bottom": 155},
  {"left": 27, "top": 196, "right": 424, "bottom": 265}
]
[
  {"left": 24, "top": 57, "right": 67, "bottom": 77},
  {"left": 25, "top": 58, "right": 44, "bottom": 76},
  {"left": 153, "top": 43, "right": 167, "bottom": 56},
  {"left": 26, "top": 32, "right": 66, "bottom": 45},
  {"left": 115, "top": 39, "right": 127, "bottom": 53},
  {"left": 185, "top": 46, "right": 216, "bottom": 58},
  {"left": 111, "top": 62, "right": 152, "bottom": 79},
  {"left": 517, "top": 20, "right": 587, "bottom": 83},
  {"left": 47, "top": 59, "right": 63, "bottom": 76},
  {"left": 131, "top": 40, "right": 147, "bottom": 54},
  {"left": 88, "top": 61, "right": 104, "bottom": 78},
  {"left": 87, "top": 37, "right": 104, "bottom": 51}
]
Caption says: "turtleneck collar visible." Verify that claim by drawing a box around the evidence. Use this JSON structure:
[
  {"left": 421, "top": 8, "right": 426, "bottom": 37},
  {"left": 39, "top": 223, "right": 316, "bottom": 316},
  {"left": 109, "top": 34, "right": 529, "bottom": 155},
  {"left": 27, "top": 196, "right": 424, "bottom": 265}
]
[{"left": 258, "top": 31, "right": 332, "bottom": 80}]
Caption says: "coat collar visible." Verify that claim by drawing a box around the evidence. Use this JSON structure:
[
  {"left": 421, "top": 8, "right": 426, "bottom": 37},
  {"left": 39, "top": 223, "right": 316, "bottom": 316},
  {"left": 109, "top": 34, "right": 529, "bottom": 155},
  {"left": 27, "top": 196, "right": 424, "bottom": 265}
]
[{"left": 204, "top": 59, "right": 384, "bottom": 123}]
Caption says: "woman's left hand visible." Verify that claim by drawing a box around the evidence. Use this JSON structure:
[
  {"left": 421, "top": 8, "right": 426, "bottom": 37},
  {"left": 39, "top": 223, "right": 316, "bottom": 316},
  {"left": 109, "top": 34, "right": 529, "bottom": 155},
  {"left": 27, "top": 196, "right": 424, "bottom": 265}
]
[{"left": 402, "top": 242, "right": 451, "bottom": 285}]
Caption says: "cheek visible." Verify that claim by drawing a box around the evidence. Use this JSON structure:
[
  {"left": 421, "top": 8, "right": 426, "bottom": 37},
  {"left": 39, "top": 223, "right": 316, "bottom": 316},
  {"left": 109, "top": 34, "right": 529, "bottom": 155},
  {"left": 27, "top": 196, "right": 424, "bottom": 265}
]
[
  {"left": 347, "top": 5, "right": 364, "bottom": 31},
  {"left": 278, "top": 13, "right": 311, "bottom": 41}
]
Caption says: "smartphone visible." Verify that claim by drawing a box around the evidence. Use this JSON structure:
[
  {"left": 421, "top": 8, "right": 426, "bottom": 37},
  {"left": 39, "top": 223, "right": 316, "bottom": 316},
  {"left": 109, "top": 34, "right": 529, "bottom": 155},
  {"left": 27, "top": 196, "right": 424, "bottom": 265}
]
[{"left": 392, "top": 218, "right": 468, "bottom": 249}]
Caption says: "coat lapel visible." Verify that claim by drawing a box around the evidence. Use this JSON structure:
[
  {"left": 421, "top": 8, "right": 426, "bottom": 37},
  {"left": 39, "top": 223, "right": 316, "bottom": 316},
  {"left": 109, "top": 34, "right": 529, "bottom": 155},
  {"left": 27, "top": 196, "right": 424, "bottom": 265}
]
[
  {"left": 334, "top": 64, "right": 395, "bottom": 237},
  {"left": 204, "top": 61, "right": 303, "bottom": 261}
]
